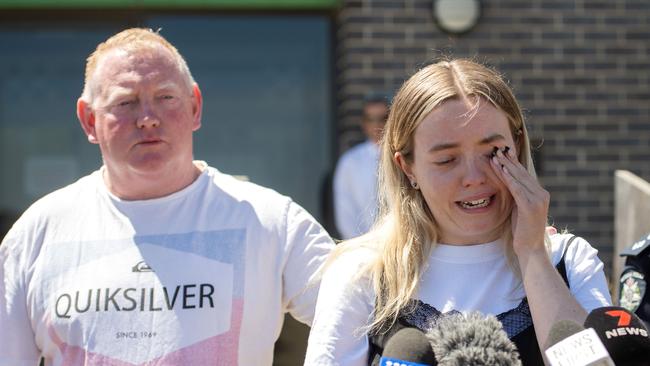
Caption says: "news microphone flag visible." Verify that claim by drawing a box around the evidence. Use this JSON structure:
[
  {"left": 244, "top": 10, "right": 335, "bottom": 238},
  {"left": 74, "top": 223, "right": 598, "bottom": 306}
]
[
  {"left": 380, "top": 327, "right": 437, "bottom": 366},
  {"left": 379, "top": 357, "right": 430, "bottom": 366},
  {"left": 584, "top": 306, "right": 650, "bottom": 365},
  {"left": 544, "top": 320, "right": 614, "bottom": 366}
]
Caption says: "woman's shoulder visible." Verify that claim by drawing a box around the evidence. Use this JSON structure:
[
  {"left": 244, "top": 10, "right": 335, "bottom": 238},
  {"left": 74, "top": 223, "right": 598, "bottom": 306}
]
[
  {"left": 549, "top": 233, "right": 612, "bottom": 308},
  {"left": 317, "top": 240, "right": 378, "bottom": 312},
  {"left": 550, "top": 233, "right": 597, "bottom": 264},
  {"left": 328, "top": 240, "right": 378, "bottom": 272}
]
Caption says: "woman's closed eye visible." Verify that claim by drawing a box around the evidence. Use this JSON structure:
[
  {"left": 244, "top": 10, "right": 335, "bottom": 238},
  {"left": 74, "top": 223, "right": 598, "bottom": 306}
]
[
  {"left": 435, "top": 157, "right": 455, "bottom": 165},
  {"left": 436, "top": 151, "right": 498, "bottom": 166}
]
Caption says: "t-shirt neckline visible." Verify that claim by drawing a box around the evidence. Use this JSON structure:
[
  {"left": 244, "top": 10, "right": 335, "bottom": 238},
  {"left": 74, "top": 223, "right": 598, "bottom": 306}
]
[
  {"left": 95, "top": 161, "right": 210, "bottom": 206},
  {"left": 431, "top": 239, "right": 506, "bottom": 263}
]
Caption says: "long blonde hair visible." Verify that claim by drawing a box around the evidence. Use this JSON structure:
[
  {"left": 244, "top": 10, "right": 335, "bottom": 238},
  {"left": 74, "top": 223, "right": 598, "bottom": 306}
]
[{"left": 331, "top": 59, "right": 550, "bottom": 333}]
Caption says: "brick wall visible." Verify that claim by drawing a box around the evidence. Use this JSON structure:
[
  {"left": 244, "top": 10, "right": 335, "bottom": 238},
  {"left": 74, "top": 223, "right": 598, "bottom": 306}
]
[{"left": 335, "top": 0, "right": 650, "bottom": 277}]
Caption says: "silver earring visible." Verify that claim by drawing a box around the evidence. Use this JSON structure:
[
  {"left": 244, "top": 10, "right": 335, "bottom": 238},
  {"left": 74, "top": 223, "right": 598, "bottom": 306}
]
[{"left": 411, "top": 181, "right": 419, "bottom": 189}]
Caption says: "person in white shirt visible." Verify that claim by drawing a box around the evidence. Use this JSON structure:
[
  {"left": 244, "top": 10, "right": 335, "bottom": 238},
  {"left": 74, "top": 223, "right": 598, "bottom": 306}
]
[
  {"left": 0, "top": 28, "right": 333, "bottom": 366},
  {"left": 305, "top": 59, "right": 611, "bottom": 366},
  {"left": 333, "top": 97, "right": 389, "bottom": 239}
]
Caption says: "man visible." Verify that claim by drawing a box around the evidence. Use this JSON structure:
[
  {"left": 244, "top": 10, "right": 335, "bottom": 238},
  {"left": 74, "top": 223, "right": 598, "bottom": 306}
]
[
  {"left": 0, "top": 28, "right": 333, "bottom": 365},
  {"left": 333, "top": 96, "right": 388, "bottom": 239}
]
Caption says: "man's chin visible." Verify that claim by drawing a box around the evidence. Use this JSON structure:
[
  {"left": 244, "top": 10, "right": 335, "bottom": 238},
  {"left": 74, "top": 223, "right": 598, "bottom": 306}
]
[{"left": 126, "top": 159, "right": 172, "bottom": 177}]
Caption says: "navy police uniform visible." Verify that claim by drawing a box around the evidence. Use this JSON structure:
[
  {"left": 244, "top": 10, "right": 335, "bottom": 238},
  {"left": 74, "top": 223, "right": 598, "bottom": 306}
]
[{"left": 619, "top": 233, "right": 650, "bottom": 328}]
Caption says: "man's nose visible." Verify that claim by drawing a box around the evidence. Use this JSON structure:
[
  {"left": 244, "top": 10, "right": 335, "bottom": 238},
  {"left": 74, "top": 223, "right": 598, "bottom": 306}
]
[{"left": 136, "top": 103, "right": 160, "bottom": 129}]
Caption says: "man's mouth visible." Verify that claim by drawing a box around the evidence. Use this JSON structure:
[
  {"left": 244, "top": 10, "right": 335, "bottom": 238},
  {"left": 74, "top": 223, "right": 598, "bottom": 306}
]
[{"left": 139, "top": 138, "right": 162, "bottom": 144}]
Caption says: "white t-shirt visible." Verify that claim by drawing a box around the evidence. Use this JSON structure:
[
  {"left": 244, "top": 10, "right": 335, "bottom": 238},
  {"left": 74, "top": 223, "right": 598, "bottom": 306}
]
[
  {"left": 0, "top": 163, "right": 334, "bottom": 366},
  {"left": 333, "top": 140, "right": 380, "bottom": 239},
  {"left": 304, "top": 234, "right": 612, "bottom": 366}
]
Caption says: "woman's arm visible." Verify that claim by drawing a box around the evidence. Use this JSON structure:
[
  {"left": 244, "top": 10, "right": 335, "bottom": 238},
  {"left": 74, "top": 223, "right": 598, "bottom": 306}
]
[
  {"left": 491, "top": 147, "right": 597, "bottom": 349},
  {"left": 304, "top": 250, "right": 375, "bottom": 366},
  {"left": 518, "top": 246, "right": 589, "bottom": 348}
]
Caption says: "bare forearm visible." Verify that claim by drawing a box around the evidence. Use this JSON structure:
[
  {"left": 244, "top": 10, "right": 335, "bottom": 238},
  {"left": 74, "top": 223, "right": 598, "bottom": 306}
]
[{"left": 520, "top": 250, "right": 587, "bottom": 349}]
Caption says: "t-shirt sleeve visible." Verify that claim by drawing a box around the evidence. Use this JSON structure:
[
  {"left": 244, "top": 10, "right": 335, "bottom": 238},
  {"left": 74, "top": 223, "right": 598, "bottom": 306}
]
[
  {"left": 282, "top": 201, "right": 335, "bottom": 326},
  {"left": 560, "top": 235, "right": 613, "bottom": 312},
  {"left": 304, "top": 250, "right": 374, "bottom": 366},
  {"left": 0, "top": 229, "right": 41, "bottom": 366}
]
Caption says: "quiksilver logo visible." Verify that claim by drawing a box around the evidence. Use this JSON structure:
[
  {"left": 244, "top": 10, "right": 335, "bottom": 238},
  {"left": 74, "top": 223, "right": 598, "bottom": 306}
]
[
  {"left": 54, "top": 284, "right": 216, "bottom": 319},
  {"left": 132, "top": 261, "right": 154, "bottom": 273}
]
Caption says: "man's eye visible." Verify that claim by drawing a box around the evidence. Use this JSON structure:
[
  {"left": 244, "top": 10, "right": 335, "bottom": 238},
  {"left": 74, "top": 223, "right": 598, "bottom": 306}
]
[{"left": 117, "top": 100, "right": 135, "bottom": 107}]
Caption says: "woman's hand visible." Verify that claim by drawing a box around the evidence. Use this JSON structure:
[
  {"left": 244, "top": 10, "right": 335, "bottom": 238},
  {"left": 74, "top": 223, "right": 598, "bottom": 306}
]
[{"left": 490, "top": 147, "right": 550, "bottom": 263}]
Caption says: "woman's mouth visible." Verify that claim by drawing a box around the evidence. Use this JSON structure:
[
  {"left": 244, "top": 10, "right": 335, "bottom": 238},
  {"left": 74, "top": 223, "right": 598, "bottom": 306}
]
[{"left": 457, "top": 195, "right": 495, "bottom": 209}]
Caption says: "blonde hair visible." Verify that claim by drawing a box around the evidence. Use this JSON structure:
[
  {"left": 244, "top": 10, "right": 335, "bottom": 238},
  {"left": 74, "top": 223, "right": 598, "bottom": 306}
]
[
  {"left": 81, "top": 28, "right": 195, "bottom": 104},
  {"left": 331, "top": 59, "right": 551, "bottom": 334}
]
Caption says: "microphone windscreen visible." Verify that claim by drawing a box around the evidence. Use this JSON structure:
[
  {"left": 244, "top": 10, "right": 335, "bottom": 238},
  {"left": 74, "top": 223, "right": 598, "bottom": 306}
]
[
  {"left": 382, "top": 327, "right": 437, "bottom": 365},
  {"left": 426, "top": 312, "right": 521, "bottom": 366},
  {"left": 545, "top": 319, "right": 586, "bottom": 350},
  {"left": 584, "top": 306, "right": 650, "bottom": 364}
]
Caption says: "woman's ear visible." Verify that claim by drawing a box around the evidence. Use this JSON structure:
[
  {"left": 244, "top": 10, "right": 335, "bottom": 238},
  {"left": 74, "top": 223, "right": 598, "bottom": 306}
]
[{"left": 394, "top": 151, "right": 415, "bottom": 183}]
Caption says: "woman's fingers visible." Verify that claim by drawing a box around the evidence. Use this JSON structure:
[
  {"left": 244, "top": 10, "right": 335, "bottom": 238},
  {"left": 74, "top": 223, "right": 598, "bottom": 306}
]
[
  {"left": 490, "top": 153, "right": 534, "bottom": 205},
  {"left": 496, "top": 148, "right": 535, "bottom": 192},
  {"left": 491, "top": 147, "right": 549, "bottom": 212},
  {"left": 490, "top": 148, "right": 549, "bottom": 256},
  {"left": 491, "top": 157, "right": 529, "bottom": 201}
]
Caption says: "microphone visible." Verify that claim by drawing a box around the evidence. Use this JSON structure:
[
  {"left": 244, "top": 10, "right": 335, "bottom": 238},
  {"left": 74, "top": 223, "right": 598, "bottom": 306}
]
[
  {"left": 544, "top": 320, "right": 614, "bottom": 366},
  {"left": 584, "top": 306, "right": 650, "bottom": 365},
  {"left": 379, "top": 327, "right": 437, "bottom": 366},
  {"left": 425, "top": 312, "right": 521, "bottom": 366}
]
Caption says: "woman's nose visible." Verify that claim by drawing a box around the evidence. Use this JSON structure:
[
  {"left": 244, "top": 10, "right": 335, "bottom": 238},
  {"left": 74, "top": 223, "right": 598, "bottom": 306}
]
[{"left": 461, "top": 157, "right": 488, "bottom": 187}]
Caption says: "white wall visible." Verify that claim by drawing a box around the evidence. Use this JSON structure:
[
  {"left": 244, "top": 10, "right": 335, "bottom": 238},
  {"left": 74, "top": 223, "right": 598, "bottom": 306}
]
[{"left": 614, "top": 170, "right": 650, "bottom": 302}]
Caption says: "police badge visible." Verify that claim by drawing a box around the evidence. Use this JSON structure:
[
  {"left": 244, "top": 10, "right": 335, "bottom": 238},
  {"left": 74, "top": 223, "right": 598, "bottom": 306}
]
[
  {"left": 619, "top": 233, "right": 650, "bottom": 319},
  {"left": 619, "top": 268, "right": 646, "bottom": 313}
]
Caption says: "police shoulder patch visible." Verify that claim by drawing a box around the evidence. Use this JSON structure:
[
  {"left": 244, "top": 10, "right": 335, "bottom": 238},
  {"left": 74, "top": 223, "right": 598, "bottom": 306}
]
[{"left": 619, "top": 268, "right": 646, "bottom": 313}]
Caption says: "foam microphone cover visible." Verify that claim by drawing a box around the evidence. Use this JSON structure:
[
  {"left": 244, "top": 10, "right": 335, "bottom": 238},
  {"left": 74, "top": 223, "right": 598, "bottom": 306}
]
[
  {"left": 382, "top": 327, "right": 437, "bottom": 365},
  {"left": 584, "top": 306, "right": 650, "bottom": 365},
  {"left": 544, "top": 319, "right": 586, "bottom": 350},
  {"left": 426, "top": 312, "right": 522, "bottom": 366}
]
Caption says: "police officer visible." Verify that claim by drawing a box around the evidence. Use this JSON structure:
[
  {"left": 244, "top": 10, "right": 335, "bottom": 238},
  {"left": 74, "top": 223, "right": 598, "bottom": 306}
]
[{"left": 619, "top": 232, "right": 650, "bottom": 328}]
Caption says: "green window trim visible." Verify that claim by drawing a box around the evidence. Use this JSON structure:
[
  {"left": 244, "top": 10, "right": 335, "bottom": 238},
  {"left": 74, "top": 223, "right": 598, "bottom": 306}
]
[{"left": 0, "top": 0, "right": 339, "bottom": 10}]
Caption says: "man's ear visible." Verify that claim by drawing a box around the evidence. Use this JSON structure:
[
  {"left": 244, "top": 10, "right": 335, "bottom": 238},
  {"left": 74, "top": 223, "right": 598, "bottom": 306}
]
[
  {"left": 394, "top": 151, "right": 415, "bottom": 182},
  {"left": 191, "top": 83, "right": 203, "bottom": 131},
  {"left": 77, "top": 98, "right": 99, "bottom": 144}
]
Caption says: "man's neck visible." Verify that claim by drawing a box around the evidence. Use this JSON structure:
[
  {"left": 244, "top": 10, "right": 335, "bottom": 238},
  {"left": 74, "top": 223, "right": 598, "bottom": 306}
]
[{"left": 103, "top": 161, "right": 203, "bottom": 201}]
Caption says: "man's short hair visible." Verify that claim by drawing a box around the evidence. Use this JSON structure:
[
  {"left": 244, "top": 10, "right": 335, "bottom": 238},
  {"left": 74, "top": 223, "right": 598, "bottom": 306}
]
[{"left": 81, "top": 28, "right": 195, "bottom": 104}]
